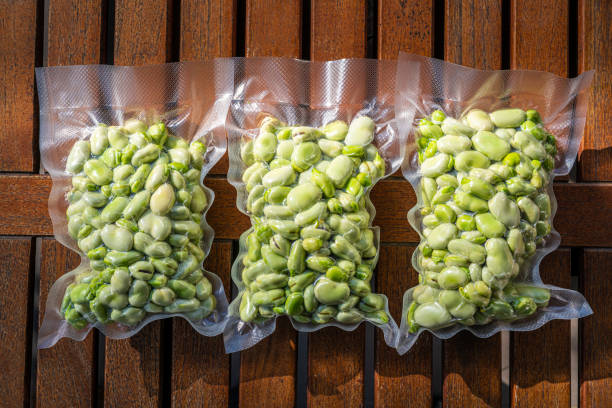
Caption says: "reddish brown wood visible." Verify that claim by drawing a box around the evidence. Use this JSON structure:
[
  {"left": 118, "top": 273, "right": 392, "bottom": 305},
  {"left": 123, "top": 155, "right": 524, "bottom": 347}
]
[
  {"left": 36, "top": 239, "right": 95, "bottom": 408},
  {"left": 580, "top": 249, "right": 612, "bottom": 407},
  {"left": 308, "top": 326, "right": 365, "bottom": 407},
  {"left": 445, "top": 0, "right": 502, "bottom": 69},
  {"left": 180, "top": 0, "right": 236, "bottom": 176},
  {"left": 578, "top": 0, "right": 612, "bottom": 181},
  {"left": 378, "top": 0, "right": 433, "bottom": 59},
  {"left": 246, "top": 0, "right": 302, "bottom": 58},
  {"left": 46, "top": 0, "right": 103, "bottom": 66},
  {"left": 0, "top": 1, "right": 37, "bottom": 171},
  {"left": 239, "top": 319, "right": 297, "bottom": 407},
  {"left": 171, "top": 241, "right": 232, "bottom": 407},
  {"left": 511, "top": 249, "right": 571, "bottom": 407},
  {"left": 511, "top": 0, "right": 568, "bottom": 75},
  {"left": 114, "top": 0, "right": 170, "bottom": 66},
  {"left": 443, "top": 333, "right": 501, "bottom": 407},
  {"left": 3, "top": 175, "right": 612, "bottom": 247},
  {"left": 0, "top": 238, "right": 33, "bottom": 406},
  {"left": 375, "top": 245, "right": 432, "bottom": 408},
  {"left": 311, "top": 0, "right": 367, "bottom": 60}
]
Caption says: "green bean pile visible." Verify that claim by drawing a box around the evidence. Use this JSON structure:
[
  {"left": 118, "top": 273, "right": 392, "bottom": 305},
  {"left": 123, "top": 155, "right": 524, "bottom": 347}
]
[
  {"left": 238, "top": 116, "right": 389, "bottom": 325},
  {"left": 407, "top": 109, "right": 553, "bottom": 332},
  {"left": 61, "top": 119, "right": 216, "bottom": 328}
]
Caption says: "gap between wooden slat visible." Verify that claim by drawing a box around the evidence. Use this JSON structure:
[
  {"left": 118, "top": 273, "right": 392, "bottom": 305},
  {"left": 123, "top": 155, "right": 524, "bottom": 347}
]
[
  {"left": 29, "top": 237, "right": 43, "bottom": 408},
  {"left": 501, "top": 331, "right": 510, "bottom": 408},
  {"left": 229, "top": 240, "right": 241, "bottom": 408}
]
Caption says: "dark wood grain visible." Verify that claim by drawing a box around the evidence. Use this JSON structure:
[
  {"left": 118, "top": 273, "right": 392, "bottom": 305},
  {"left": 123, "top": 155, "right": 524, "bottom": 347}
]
[
  {"left": 246, "top": 0, "right": 302, "bottom": 58},
  {"left": 180, "top": 0, "right": 235, "bottom": 176},
  {"left": 310, "top": 0, "right": 367, "bottom": 60},
  {"left": 578, "top": 0, "right": 612, "bottom": 181},
  {"left": 308, "top": 326, "right": 365, "bottom": 407},
  {"left": 375, "top": 245, "right": 432, "bottom": 408},
  {"left": 114, "top": 0, "right": 170, "bottom": 65},
  {"left": 36, "top": 239, "right": 95, "bottom": 408},
  {"left": 0, "top": 0, "right": 37, "bottom": 171},
  {"left": 46, "top": 0, "right": 103, "bottom": 66},
  {"left": 378, "top": 0, "right": 433, "bottom": 59},
  {"left": 580, "top": 249, "right": 612, "bottom": 407},
  {"left": 510, "top": 249, "right": 571, "bottom": 407},
  {"left": 0, "top": 238, "right": 33, "bottom": 407},
  {"left": 445, "top": 0, "right": 502, "bottom": 69},
  {"left": 443, "top": 333, "right": 501, "bottom": 407},
  {"left": 3, "top": 175, "right": 612, "bottom": 247},
  {"left": 171, "top": 241, "right": 232, "bottom": 407},
  {"left": 511, "top": 0, "right": 568, "bottom": 74},
  {"left": 239, "top": 319, "right": 297, "bottom": 407}
]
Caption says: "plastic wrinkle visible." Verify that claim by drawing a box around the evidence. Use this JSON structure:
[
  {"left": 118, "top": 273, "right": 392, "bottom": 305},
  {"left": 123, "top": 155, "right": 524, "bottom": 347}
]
[
  {"left": 36, "top": 60, "right": 234, "bottom": 348},
  {"left": 395, "top": 52, "right": 594, "bottom": 355},
  {"left": 223, "top": 57, "right": 403, "bottom": 353}
]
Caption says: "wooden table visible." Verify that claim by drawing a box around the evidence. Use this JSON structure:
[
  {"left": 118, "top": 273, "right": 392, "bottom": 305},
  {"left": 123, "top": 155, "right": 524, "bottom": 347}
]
[{"left": 1, "top": 1, "right": 611, "bottom": 407}]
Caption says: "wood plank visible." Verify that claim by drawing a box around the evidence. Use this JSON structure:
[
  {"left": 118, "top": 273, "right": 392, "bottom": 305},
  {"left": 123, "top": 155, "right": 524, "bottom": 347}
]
[
  {"left": 0, "top": 238, "right": 33, "bottom": 407},
  {"left": 308, "top": 326, "right": 365, "bottom": 407},
  {"left": 510, "top": 249, "right": 571, "bottom": 407},
  {"left": 578, "top": 0, "right": 612, "bottom": 181},
  {"left": 511, "top": 0, "right": 568, "bottom": 75},
  {"left": 0, "top": 0, "right": 37, "bottom": 171},
  {"left": 443, "top": 333, "right": 501, "bottom": 407},
  {"left": 171, "top": 241, "right": 232, "bottom": 407},
  {"left": 103, "top": 3, "right": 171, "bottom": 406},
  {"left": 375, "top": 245, "right": 432, "bottom": 408},
  {"left": 246, "top": 0, "right": 302, "bottom": 58},
  {"left": 114, "top": 0, "right": 170, "bottom": 66},
  {"left": 239, "top": 319, "right": 297, "bottom": 407},
  {"left": 445, "top": 0, "right": 502, "bottom": 69},
  {"left": 311, "top": 0, "right": 366, "bottom": 60},
  {"left": 3, "top": 175, "right": 612, "bottom": 247},
  {"left": 580, "top": 249, "right": 612, "bottom": 407},
  {"left": 37, "top": 239, "right": 95, "bottom": 408},
  {"left": 378, "top": 0, "right": 433, "bottom": 59},
  {"left": 180, "top": 0, "right": 235, "bottom": 176},
  {"left": 46, "top": 0, "right": 103, "bottom": 66}
]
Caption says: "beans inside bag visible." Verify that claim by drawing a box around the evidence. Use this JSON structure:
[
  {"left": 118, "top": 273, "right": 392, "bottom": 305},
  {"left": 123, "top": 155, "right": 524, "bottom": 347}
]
[
  {"left": 395, "top": 52, "right": 594, "bottom": 354},
  {"left": 224, "top": 58, "right": 403, "bottom": 352},
  {"left": 37, "top": 61, "right": 233, "bottom": 347}
]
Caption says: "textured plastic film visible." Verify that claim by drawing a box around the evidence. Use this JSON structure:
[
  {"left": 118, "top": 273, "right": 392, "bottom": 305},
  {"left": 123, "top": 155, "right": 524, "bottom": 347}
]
[
  {"left": 36, "top": 60, "right": 233, "bottom": 348},
  {"left": 224, "top": 57, "right": 403, "bottom": 353},
  {"left": 395, "top": 52, "right": 594, "bottom": 355}
]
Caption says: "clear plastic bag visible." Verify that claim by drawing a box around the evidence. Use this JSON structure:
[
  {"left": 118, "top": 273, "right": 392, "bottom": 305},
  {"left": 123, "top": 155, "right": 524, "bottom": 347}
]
[
  {"left": 224, "top": 57, "right": 403, "bottom": 353},
  {"left": 36, "top": 60, "right": 233, "bottom": 348},
  {"left": 395, "top": 52, "right": 594, "bottom": 355}
]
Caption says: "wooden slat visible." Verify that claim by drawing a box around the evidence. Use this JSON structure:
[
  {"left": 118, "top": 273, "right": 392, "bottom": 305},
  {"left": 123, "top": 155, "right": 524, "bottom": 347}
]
[
  {"left": 445, "top": 0, "right": 502, "bottom": 69},
  {"left": 580, "top": 249, "right": 612, "bottom": 407},
  {"left": 46, "top": 0, "right": 103, "bottom": 66},
  {"left": 103, "top": 3, "right": 171, "bottom": 406},
  {"left": 0, "top": 1, "right": 37, "bottom": 171},
  {"left": 443, "top": 334, "right": 501, "bottom": 407},
  {"left": 239, "top": 319, "right": 297, "bottom": 407},
  {"left": 308, "top": 326, "right": 365, "bottom": 407},
  {"left": 180, "top": 0, "right": 235, "bottom": 176},
  {"left": 36, "top": 239, "right": 95, "bottom": 408},
  {"left": 511, "top": 0, "right": 568, "bottom": 74},
  {"left": 375, "top": 245, "right": 432, "bottom": 408},
  {"left": 378, "top": 0, "right": 433, "bottom": 59},
  {"left": 171, "top": 241, "right": 232, "bottom": 407},
  {"left": 3, "top": 175, "right": 612, "bottom": 247},
  {"left": 0, "top": 238, "right": 33, "bottom": 406},
  {"left": 246, "top": 0, "right": 302, "bottom": 58},
  {"left": 310, "top": 0, "right": 366, "bottom": 60},
  {"left": 510, "top": 249, "right": 571, "bottom": 407},
  {"left": 578, "top": 0, "right": 612, "bottom": 181}
]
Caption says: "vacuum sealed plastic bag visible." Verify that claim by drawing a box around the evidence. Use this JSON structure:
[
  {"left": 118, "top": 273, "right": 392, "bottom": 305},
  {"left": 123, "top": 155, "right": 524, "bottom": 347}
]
[
  {"left": 395, "top": 52, "right": 594, "bottom": 354},
  {"left": 224, "top": 57, "right": 403, "bottom": 352},
  {"left": 37, "top": 60, "right": 233, "bottom": 348}
]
